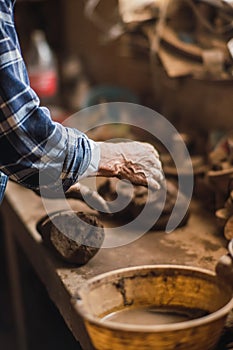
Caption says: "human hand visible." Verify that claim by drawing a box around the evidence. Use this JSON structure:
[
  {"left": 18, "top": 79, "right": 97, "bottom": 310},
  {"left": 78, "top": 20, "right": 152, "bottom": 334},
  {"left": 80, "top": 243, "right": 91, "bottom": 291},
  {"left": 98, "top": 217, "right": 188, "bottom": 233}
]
[
  {"left": 95, "top": 141, "right": 164, "bottom": 189},
  {"left": 33, "top": 182, "right": 110, "bottom": 213}
]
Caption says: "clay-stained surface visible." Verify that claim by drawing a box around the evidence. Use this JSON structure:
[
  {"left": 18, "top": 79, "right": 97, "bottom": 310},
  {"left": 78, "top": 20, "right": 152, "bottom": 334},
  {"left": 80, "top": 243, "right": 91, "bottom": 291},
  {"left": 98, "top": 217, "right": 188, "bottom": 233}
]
[
  {"left": 3, "top": 181, "right": 232, "bottom": 349},
  {"left": 4, "top": 181, "right": 227, "bottom": 284}
]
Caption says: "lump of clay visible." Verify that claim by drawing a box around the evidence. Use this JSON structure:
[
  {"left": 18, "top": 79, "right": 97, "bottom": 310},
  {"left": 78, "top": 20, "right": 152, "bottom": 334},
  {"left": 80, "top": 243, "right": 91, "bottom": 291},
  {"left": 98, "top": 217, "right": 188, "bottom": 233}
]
[
  {"left": 98, "top": 178, "right": 189, "bottom": 230},
  {"left": 37, "top": 211, "right": 104, "bottom": 265}
]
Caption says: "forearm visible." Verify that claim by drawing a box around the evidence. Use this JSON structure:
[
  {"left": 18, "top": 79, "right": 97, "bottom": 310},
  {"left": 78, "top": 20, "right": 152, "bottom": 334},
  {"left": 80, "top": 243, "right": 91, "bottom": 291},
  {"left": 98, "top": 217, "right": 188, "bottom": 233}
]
[
  {"left": 0, "top": 52, "right": 93, "bottom": 192},
  {"left": 0, "top": 104, "right": 93, "bottom": 192}
]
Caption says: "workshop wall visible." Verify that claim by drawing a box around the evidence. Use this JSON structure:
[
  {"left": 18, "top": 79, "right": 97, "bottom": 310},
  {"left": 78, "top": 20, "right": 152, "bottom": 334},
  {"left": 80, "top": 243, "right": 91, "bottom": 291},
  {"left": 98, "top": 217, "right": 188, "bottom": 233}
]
[
  {"left": 16, "top": 0, "right": 233, "bottom": 131},
  {"left": 62, "top": 0, "right": 153, "bottom": 102},
  {"left": 62, "top": 0, "right": 233, "bottom": 132}
]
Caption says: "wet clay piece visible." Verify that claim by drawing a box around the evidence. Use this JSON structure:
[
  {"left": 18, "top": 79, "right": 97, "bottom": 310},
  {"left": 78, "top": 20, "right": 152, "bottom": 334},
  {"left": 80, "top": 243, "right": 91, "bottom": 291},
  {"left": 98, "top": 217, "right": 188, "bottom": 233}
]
[
  {"left": 98, "top": 178, "right": 189, "bottom": 230},
  {"left": 37, "top": 211, "right": 104, "bottom": 265}
]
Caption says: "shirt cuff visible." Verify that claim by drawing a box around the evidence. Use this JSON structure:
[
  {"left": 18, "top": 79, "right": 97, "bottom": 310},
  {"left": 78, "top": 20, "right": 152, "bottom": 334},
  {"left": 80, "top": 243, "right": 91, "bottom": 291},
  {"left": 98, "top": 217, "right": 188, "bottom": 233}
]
[{"left": 78, "top": 140, "right": 100, "bottom": 180}]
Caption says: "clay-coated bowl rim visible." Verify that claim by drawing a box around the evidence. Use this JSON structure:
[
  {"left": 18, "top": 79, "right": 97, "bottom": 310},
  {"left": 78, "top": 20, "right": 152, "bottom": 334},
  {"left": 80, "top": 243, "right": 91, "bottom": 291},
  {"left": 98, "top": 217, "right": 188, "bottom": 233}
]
[{"left": 76, "top": 264, "right": 233, "bottom": 333}]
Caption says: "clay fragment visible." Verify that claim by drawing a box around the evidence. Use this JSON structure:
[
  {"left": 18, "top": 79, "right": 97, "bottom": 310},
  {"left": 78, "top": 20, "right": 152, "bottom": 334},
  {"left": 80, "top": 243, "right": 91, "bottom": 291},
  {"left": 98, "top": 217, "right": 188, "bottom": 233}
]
[{"left": 37, "top": 211, "right": 104, "bottom": 265}]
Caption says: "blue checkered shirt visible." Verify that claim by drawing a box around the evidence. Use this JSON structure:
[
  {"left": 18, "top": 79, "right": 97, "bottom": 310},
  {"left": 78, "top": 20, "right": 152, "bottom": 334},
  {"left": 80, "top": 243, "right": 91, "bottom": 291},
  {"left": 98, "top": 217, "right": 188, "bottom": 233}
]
[{"left": 0, "top": 0, "right": 95, "bottom": 203}]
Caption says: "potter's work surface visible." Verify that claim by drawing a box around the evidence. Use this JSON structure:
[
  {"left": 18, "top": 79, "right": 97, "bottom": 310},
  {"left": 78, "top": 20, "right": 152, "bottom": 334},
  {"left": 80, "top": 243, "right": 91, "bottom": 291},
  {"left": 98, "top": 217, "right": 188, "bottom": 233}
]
[{"left": 2, "top": 180, "right": 233, "bottom": 350}]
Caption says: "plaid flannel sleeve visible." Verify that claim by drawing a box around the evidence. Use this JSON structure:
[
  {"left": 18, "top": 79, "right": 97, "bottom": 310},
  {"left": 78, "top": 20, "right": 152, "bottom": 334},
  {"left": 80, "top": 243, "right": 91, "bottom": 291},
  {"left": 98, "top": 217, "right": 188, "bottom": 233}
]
[{"left": 0, "top": 0, "right": 96, "bottom": 198}]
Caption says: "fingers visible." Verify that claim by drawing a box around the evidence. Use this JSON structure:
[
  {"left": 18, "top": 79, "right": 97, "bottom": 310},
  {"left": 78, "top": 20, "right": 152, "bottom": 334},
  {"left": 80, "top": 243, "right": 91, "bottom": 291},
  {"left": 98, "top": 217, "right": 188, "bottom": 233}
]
[
  {"left": 123, "top": 173, "right": 162, "bottom": 190},
  {"left": 150, "top": 167, "right": 165, "bottom": 188},
  {"left": 147, "top": 177, "right": 161, "bottom": 190},
  {"left": 65, "top": 183, "right": 82, "bottom": 200},
  {"left": 87, "top": 190, "right": 111, "bottom": 213},
  {"left": 66, "top": 183, "right": 111, "bottom": 213}
]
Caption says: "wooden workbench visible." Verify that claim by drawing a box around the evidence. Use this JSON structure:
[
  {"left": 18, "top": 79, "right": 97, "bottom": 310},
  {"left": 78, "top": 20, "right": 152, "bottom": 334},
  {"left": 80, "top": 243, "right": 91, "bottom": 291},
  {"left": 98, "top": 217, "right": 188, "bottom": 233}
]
[{"left": 1, "top": 180, "right": 230, "bottom": 350}]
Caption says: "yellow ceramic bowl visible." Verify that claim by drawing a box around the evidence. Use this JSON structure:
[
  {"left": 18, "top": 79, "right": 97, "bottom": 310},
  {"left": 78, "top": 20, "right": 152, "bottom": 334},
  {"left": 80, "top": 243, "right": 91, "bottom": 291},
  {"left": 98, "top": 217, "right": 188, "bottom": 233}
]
[{"left": 75, "top": 265, "right": 233, "bottom": 350}]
